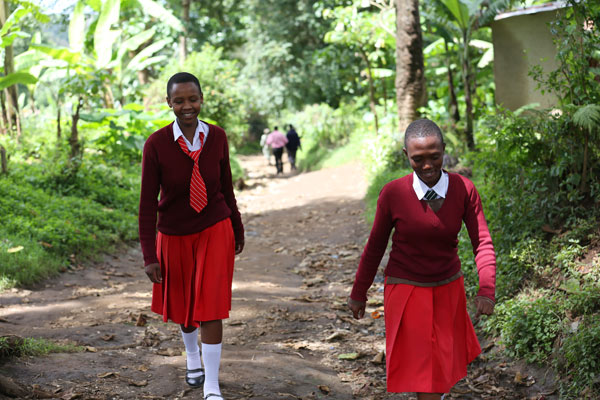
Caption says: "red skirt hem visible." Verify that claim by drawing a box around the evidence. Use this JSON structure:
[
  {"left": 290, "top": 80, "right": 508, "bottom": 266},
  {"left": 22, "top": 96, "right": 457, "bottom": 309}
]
[
  {"left": 151, "top": 218, "right": 235, "bottom": 327},
  {"left": 384, "top": 276, "right": 481, "bottom": 393}
]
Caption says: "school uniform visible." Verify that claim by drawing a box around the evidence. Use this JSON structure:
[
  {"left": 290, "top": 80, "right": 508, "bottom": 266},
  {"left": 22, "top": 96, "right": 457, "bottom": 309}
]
[
  {"left": 350, "top": 171, "right": 496, "bottom": 393},
  {"left": 139, "top": 120, "right": 244, "bottom": 327}
]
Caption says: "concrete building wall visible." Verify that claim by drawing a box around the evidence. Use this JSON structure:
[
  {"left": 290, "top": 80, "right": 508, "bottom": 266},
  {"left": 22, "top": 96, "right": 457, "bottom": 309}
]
[{"left": 491, "top": 9, "right": 564, "bottom": 111}]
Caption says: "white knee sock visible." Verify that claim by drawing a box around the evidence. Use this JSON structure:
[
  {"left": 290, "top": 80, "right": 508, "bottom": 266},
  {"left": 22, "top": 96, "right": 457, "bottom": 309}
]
[
  {"left": 181, "top": 328, "right": 203, "bottom": 377},
  {"left": 202, "top": 342, "right": 222, "bottom": 396}
]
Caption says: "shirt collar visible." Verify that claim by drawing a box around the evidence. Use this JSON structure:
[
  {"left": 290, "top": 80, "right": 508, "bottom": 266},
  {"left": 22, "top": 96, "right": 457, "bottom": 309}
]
[
  {"left": 412, "top": 171, "right": 448, "bottom": 200},
  {"left": 172, "top": 119, "right": 209, "bottom": 151}
]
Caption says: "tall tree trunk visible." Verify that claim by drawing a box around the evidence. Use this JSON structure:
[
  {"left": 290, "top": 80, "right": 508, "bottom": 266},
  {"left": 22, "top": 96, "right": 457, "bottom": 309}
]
[
  {"left": 0, "top": 145, "right": 7, "bottom": 174},
  {"left": 358, "top": 46, "right": 379, "bottom": 134},
  {"left": 580, "top": 129, "right": 589, "bottom": 194},
  {"left": 444, "top": 40, "right": 460, "bottom": 125},
  {"left": 461, "top": 29, "right": 475, "bottom": 150},
  {"left": 394, "top": 0, "right": 426, "bottom": 132},
  {"left": 57, "top": 104, "right": 61, "bottom": 140},
  {"left": 179, "top": 0, "right": 191, "bottom": 65},
  {"left": 0, "top": 0, "right": 19, "bottom": 135},
  {"left": 69, "top": 97, "right": 83, "bottom": 159},
  {"left": 383, "top": 78, "right": 388, "bottom": 114},
  {"left": 0, "top": 93, "right": 6, "bottom": 134}
]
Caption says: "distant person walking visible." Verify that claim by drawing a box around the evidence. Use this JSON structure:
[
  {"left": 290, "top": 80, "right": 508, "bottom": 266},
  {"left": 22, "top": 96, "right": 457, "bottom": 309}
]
[
  {"left": 139, "top": 72, "right": 244, "bottom": 400},
  {"left": 348, "top": 119, "right": 496, "bottom": 400},
  {"left": 266, "top": 126, "right": 287, "bottom": 174},
  {"left": 259, "top": 128, "right": 272, "bottom": 166},
  {"left": 285, "top": 124, "right": 301, "bottom": 171}
]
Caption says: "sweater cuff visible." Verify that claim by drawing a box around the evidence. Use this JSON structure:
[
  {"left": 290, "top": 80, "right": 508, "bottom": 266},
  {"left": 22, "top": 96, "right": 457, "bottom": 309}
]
[
  {"left": 349, "top": 286, "right": 368, "bottom": 303},
  {"left": 144, "top": 255, "right": 159, "bottom": 267},
  {"left": 476, "top": 287, "right": 495, "bottom": 303}
]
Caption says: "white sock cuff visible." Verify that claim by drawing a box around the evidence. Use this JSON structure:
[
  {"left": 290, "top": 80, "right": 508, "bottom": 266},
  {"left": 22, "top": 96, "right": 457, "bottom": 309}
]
[
  {"left": 201, "top": 342, "right": 222, "bottom": 352},
  {"left": 181, "top": 328, "right": 200, "bottom": 353}
]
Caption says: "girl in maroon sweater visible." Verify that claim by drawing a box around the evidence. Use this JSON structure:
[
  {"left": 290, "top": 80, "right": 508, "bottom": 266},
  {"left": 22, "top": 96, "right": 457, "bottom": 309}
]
[
  {"left": 348, "top": 119, "right": 496, "bottom": 400},
  {"left": 139, "top": 72, "right": 244, "bottom": 400}
]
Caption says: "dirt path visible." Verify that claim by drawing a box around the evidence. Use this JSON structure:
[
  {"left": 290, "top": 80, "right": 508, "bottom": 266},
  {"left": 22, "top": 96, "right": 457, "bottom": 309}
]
[{"left": 0, "top": 155, "right": 556, "bottom": 400}]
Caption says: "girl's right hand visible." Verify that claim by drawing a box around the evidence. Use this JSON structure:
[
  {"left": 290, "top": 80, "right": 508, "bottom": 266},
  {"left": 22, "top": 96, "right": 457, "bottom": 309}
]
[
  {"left": 347, "top": 297, "right": 366, "bottom": 320},
  {"left": 145, "top": 263, "right": 162, "bottom": 284}
]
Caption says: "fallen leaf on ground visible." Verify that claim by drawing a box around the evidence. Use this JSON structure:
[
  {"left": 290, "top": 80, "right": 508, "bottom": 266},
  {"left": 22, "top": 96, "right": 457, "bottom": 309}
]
[
  {"left": 85, "top": 346, "right": 97, "bottom": 352},
  {"left": 371, "top": 310, "right": 381, "bottom": 319},
  {"left": 136, "top": 314, "right": 147, "bottom": 326},
  {"left": 127, "top": 379, "right": 148, "bottom": 387},
  {"left": 97, "top": 371, "right": 119, "bottom": 378},
  {"left": 101, "top": 334, "right": 115, "bottom": 341},
  {"left": 157, "top": 347, "right": 180, "bottom": 356},
  {"left": 326, "top": 331, "right": 346, "bottom": 342},
  {"left": 338, "top": 352, "right": 361, "bottom": 360},
  {"left": 7, "top": 246, "right": 24, "bottom": 253},
  {"left": 318, "top": 385, "right": 331, "bottom": 394},
  {"left": 371, "top": 351, "right": 385, "bottom": 364},
  {"left": 138, "top": 365, "right": 149, "bottom": 372}
]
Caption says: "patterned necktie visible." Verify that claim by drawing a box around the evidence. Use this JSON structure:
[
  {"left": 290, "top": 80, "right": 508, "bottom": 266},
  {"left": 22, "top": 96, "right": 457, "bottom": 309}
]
[
  {"left": 176, "top": 134, "right": 207, "bottom": 212},
  {"left": 423, "top": 189, "right": 441, "bottom": 201}
]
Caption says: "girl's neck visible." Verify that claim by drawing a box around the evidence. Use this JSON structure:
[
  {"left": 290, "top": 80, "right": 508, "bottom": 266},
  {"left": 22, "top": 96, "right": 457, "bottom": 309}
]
[{"left": 177, "top": 118, "right": 198, "bottom": 143}]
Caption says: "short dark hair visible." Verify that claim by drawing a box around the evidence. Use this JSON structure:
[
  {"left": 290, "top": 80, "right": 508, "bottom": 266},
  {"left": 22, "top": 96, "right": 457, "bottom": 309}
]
[
  {"left": 403, "top": 118, "right": 444, "bottom": 147},
  {"left": 166, "top": 72, "right": 202, "bottom": 98},
  {"left": 274, "top": 126, "right": 278, "bottom": 130}
]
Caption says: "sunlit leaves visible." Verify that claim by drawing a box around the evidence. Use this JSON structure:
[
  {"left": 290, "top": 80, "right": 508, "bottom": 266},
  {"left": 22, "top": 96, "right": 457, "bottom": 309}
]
[
  {"left": 94, "top": 0, "right": 121, "bottom": 68},
  {"left": 68, "top": 0, "right": 86, "bottom": 52},
  {"left": 0, "top": 72, "right": 38, "bottom": 91},
  {"left": 135, "top": 0, "right": 183, "bottom": 32}
]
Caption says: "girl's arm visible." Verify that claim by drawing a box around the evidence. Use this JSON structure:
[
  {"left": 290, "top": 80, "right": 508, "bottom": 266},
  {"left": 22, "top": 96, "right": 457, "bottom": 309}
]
[
  {"left": 219, "top": 131, "right": 244, "bottom": 252},
  {"left": 350, "top": 186, "right": 394, "bottom": 303},
  {"left": 139, "top": 140, "right": 161, "bottom": 267},
  {"left": 463, "top": 183, "right": 496, "bottom": 303}
]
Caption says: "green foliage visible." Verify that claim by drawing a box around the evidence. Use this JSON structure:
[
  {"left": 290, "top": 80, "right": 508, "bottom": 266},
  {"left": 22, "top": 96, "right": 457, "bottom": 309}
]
[
  {"left": 149, "top": 45, "right": 245, "bottom": 144},
  {"left": 0, "top": 336, "right": 83, "bottom": 359},
  {"left": 0, "top": 124, "right": 139, "bottom": 288},
  {"left": 486, "top": 290, "right": 564, "bottom": 364},
  {"left": 280, "top": 102, "right": 364, "bottom": 171},
  {"left": 556, "top": 316, "right": 600, "bottom": 398},
  {"left": 81, "top": 104, "right": 170, "bottom": 162}
]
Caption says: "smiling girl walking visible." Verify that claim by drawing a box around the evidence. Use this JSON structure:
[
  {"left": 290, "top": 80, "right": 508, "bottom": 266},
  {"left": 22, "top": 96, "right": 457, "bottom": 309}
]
[
  {"left": 139, "top": 72, "right": 244, "bottom": 400},
  {"left": 348, "top": 119, "right": 496, "bottom": 399}
]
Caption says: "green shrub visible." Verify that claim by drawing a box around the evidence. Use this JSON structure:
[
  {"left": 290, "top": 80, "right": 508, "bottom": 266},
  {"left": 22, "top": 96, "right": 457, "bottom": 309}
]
[
  {"left": 564, "top": 282, "right": 600, "bottom": 318},
  {"left": 485, "top": 290, "right": 564, "bottom": 364},
  {"left": 556, "top": 316, "right": 600, "bottom": 398},
  {"left": 0, "top": 336, "right": 83, "bottom": 358}
]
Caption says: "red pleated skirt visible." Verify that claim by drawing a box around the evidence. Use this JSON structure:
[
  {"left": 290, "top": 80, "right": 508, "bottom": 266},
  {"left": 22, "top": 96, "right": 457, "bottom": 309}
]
[
  {"left": 384, "top": 276, "right": 481, "bottom": 393},
  {"left": 151, "top": 218, "right": 235, "bottom": 327}
]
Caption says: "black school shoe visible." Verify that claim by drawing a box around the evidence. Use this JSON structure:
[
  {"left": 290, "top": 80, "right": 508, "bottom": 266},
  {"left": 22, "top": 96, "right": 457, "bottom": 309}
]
[{"left": 185, "top": 368, "right": 205, "bottom": 387}]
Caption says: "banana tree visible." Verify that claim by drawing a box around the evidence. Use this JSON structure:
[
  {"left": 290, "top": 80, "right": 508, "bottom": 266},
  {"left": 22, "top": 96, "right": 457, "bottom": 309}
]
[
  {"left": 431, "top": 0, "right": 511, "bottom": 149},
  {"left": 324, "top": 1, "right": 396, "bottom": 134},
  {"left": 34, "top": 0, "right": 181, "bottom": 158},
  {"left": 0, "top": 1, "right": 47, "bottom": 136}
]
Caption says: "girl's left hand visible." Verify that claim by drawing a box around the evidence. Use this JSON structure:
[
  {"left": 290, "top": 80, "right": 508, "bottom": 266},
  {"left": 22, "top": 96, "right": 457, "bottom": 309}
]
[
  {"left": 474, "top": 296, "right": 495, "bottom": 318},
  {"left": 235, "top": 240, "right": 244, "bottom": 255}
]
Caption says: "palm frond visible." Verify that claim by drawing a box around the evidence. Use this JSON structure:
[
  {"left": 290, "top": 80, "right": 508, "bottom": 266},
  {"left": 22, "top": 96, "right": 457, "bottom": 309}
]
[{"left": 573, "top": 104, "right": 600, "bottom": 133}]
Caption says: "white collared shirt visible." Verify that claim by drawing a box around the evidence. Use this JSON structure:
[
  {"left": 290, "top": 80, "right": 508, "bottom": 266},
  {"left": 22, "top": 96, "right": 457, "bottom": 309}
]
[
  {"left": 412, "top": 171, "right": 449, "bottom": 200},
  {"left": 172, "top": 119, "right": 209, "bottom": 151}
]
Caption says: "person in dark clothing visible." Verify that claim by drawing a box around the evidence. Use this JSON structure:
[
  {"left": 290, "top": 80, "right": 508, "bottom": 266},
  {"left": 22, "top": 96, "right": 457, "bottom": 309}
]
[{"left": 285, "top": 124, "right": 301, "bottom": 170}]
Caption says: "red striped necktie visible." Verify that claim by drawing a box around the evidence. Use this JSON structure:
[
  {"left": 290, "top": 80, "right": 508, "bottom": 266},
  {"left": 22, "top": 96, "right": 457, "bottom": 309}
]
[{"left": 176, "top": 134, "right": 207, "bottom": 212}]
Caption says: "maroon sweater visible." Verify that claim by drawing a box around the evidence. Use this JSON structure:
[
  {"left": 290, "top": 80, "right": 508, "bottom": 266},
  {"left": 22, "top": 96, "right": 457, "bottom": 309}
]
[
  {"left": 350, "top": 173, "right": 496, "bottom": 302},
  {"left": 139, "top": 122, "right": 244, "bottom": 266}
]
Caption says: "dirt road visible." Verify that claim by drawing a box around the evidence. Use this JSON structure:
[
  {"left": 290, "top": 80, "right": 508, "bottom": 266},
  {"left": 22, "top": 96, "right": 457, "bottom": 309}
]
[{"left": 0, "top": 155, "right": 556, "bottom": 400}]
